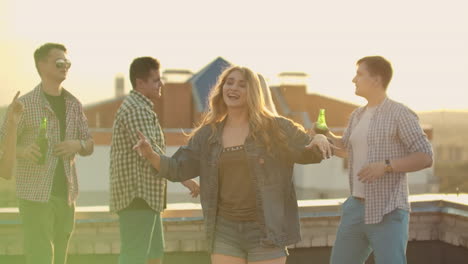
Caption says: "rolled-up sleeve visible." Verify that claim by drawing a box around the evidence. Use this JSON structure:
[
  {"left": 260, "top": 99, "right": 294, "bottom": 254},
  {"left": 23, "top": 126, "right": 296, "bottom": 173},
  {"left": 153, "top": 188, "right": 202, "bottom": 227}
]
[
  {"left": 397, "top": 107, "right": 433, "bottom": 156},
  {"left": 77, "top": 102, "right": 92, "bottom": 141}
]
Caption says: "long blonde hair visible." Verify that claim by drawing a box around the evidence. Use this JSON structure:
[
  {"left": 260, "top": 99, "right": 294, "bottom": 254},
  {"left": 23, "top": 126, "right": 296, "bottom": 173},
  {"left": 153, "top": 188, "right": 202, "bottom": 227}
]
[
  {"left": 257, "top": 73, "right": 278, "bottom": 115},
  {"left": 190, "top": 66, "right": 294, "bottom": 154}
]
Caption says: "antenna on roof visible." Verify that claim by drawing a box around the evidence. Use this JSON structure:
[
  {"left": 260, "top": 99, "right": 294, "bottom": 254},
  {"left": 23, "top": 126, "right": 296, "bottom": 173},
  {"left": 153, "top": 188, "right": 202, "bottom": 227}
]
[{"left": 115, "top": 74, "right": 125, "bottom": 98}]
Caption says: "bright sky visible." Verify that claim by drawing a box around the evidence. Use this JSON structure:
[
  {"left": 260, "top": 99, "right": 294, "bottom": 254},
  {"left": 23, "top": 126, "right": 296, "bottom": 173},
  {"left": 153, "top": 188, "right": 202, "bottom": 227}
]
[{"left": 1, "top": 0, "right": 467, "bottom": 111}]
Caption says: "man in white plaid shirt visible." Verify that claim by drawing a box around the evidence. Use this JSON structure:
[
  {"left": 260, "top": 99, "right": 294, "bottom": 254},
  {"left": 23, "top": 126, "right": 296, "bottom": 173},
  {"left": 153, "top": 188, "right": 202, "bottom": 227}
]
[
  {"left": 109, "top": 57, "right": 199, "bottom": 264},
  {"left": 328, "top": 56, "right": 433, "bottom": 264}
]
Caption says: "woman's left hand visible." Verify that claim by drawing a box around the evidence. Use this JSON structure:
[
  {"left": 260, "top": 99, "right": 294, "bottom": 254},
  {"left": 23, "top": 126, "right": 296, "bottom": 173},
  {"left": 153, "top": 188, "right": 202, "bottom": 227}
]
[{"left": 305, "top": 134, "right": 335, "bottom": 159}]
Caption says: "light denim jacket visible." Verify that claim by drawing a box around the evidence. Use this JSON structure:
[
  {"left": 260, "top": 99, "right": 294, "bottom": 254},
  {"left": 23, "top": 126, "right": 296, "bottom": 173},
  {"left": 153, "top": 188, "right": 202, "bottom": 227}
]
[{"left": 158, "top": 116, "right": 323, "bottom": 250}]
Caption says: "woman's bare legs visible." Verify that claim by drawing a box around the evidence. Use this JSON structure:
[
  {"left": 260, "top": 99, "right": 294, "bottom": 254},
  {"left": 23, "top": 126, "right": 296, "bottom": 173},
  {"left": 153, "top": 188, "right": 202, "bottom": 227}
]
[
  {"left": 211, "top": 254, "right": 247, "bottom": 264},
  {"left": 211, "top": 254, "right": 286, "bottom": 264},
  {"left": 249, "top": 256, "right": 287, "bottom": 264}
]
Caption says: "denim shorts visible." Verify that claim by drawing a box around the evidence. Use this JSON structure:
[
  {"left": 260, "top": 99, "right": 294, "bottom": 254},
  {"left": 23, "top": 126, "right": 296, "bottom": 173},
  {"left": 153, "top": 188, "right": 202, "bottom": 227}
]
[{"left": 212, "top": 216, "right": 289, "bottom": 262}]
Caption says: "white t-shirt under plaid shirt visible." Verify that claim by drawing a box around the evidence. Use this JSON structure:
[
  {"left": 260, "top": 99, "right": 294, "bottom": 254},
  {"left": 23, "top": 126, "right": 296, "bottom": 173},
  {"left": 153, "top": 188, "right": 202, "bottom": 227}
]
[
  {"left": 342, "top": 98, "right": 433, "bottom": 224},
  {"left": 109, "top": 90, "right": 166, "bottom": 213}
]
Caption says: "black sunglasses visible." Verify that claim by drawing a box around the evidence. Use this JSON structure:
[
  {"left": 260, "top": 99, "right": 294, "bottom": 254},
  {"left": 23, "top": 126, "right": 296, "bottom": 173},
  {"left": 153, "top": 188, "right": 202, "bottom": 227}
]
[{"left": 55, "top": 58, "right": 71, "bottom": 69}]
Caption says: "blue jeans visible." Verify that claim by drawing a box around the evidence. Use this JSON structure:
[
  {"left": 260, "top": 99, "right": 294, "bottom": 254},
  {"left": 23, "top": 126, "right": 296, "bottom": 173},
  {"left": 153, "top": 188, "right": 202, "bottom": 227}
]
[
  {"left": 118, "top": 209, "right": 164, "bottom": 264},
  {"left": 330, "top": 197, "right": 409, "bottom": 264}
]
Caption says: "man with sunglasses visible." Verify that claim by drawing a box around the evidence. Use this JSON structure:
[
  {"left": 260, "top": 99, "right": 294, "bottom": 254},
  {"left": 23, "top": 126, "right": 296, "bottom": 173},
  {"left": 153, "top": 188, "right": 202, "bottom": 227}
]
[{"left": 0, "top": 43, "right": 94, "bottom": 264}]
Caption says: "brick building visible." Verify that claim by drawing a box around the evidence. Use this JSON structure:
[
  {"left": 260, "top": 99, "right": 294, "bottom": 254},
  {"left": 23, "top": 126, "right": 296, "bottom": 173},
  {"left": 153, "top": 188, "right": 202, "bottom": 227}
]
[
  {"left": 75, "top": 57, "right": 435, "bottom": 205},
  {"left": 83, "top": 57, "right": 363, "bottom": 146}
]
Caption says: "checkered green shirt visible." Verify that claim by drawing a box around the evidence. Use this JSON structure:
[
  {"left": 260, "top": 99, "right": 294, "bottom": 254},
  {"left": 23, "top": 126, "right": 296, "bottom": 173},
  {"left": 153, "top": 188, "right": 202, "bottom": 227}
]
[{"left": 109, "top": 90, "right": 166, "bottom": 213}]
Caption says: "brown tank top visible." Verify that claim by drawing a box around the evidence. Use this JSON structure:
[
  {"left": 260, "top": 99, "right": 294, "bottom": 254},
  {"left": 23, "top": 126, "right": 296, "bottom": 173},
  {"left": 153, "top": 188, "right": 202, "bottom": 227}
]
[{"left": 217, "top": 145, "right": 257, "bottom": 221}]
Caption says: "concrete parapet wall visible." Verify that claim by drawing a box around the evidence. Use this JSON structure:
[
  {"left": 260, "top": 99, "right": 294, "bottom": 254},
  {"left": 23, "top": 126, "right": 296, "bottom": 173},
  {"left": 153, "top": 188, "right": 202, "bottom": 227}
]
[{"left": 0, "top": 194, "right": 467, "bottom": 256}]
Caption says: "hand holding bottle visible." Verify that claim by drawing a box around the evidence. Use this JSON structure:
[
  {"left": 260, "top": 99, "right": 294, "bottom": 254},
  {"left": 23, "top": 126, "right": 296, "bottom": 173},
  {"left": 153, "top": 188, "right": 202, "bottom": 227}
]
[
  {"left": 313, "top": 109, "right": 329, "bottom": 135},
  {"left": 17, "top": 144, "right": 41, "bottom": 163},
  {"left": 306, "top": 134, "right": 335, "bottom": 159},
  {"left": 17, "top": 116, "right": 44, "bottom": 164}
]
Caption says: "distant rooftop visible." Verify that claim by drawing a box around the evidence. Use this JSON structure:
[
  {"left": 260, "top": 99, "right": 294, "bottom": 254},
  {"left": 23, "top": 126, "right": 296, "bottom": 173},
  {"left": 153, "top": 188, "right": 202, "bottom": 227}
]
[
  {"left": 163, "top": 69, "right": 194, "bottom": 83},
  {"left": 278, "top": 71, "right": 309, "bottom": 86},
  {"left": 189, "top": 57, "right": 232, "bottom": 111},
  {"left": 278, "top": 72, "right": 309, "bottom": 77}
]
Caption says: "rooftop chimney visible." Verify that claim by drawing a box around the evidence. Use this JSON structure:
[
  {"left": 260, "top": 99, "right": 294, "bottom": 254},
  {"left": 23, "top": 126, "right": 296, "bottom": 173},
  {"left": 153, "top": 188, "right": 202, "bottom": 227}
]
[
  {"left": 278, "top": 72, "right": 308, "bottom": 86},
  {"left": 162, "top": 69, "right": 193, "bottom": 83},
  {"left": 115, "top": 74, "right": 125, "bottom": 98}
]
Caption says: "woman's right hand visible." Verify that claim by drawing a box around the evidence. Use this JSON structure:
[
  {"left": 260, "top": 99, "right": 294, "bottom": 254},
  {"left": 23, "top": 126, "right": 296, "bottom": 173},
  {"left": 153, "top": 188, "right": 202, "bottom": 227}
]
[
  {"left": 133, "top": 130, "right": 156, "bottom": 160},
  {"left": 182, "top": 179, "right": 200, "bottom": 198}
]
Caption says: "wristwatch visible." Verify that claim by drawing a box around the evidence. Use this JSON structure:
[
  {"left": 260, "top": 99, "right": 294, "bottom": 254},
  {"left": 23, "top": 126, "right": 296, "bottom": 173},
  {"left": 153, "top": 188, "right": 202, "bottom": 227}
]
[
  {"left": 384, "top": 159, "right": 393, "bottom": 173},
  {"left": 79, "top": 140, "right": 86, "bottom": 152}
]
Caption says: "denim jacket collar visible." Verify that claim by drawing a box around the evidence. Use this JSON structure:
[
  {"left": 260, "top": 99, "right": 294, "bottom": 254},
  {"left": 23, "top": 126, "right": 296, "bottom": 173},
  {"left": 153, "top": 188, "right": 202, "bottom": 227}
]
[{"left": 207, "top": 119, "right": 225, "bottom": 145}]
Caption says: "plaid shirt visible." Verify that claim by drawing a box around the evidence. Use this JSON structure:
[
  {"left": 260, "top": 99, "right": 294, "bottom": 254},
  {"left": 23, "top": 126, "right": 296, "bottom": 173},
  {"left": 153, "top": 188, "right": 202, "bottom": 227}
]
[
  {"left": 109, "top": 90, "right": 166, "bottom": 213},
  {"left": 342, "top": 98, "right": 433, "bottom": 224},
  {"left": 0, "top": 84, "right": 91, "bottom": 204}
]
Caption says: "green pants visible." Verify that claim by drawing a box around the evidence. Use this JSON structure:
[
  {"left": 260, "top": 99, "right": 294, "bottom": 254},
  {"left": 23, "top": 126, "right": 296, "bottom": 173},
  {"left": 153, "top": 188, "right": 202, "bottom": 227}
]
[
  {"left": 118, "top": 209, "right": 165, "bottom": 264},
  {"left": 19, "top": 196, "right": 75, "bottom": 264}
]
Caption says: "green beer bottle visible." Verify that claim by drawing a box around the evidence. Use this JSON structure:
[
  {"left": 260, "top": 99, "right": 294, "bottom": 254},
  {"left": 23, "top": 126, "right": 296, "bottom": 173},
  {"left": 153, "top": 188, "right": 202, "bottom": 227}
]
[
  {"left": 36, "top": 117, "right": 48, "bottom": 165},
  {"left": 314, "top": 109, "right": 329, "bottom": 135}
]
